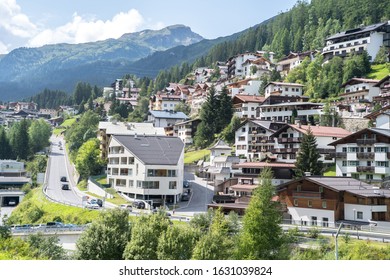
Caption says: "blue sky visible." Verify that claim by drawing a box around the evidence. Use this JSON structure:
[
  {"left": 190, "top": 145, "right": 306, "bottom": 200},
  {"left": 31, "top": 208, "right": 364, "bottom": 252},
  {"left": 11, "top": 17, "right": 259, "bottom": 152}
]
[{"left": 0, "top": 0, "right": 299, "bottom": 54}]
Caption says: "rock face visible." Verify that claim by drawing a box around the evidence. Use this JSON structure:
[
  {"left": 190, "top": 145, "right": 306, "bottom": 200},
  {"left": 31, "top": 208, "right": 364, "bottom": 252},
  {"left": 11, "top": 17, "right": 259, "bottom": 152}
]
[
  {"left": 340, "top": 117, "right": 370, "bottom": 132},
  {"left": 0, "top": 25, "right": 203, "bottom": 101}
]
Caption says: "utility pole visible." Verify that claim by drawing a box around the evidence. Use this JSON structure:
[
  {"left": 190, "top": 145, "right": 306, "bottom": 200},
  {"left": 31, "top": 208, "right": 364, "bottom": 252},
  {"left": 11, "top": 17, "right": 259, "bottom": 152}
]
[{"left": 335, "top": 222, "right": 343, "bottom": 260}]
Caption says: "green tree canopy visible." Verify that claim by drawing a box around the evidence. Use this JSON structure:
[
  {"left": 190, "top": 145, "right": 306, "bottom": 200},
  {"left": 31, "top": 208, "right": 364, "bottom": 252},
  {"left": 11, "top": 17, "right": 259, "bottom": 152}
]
[
  {"left": 295, "top": 127, "right": 323, "bottom": 177},
  {"left": 75, "top": 138, "right": 105, "bottom": 179}
]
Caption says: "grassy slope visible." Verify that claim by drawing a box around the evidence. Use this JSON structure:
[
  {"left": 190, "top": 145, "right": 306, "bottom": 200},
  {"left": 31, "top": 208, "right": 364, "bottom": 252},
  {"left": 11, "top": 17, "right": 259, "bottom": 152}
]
[
  {"left": 367, "top": 64, "right": 390, "bottom": 80},
  {"left": 53, "top": 117, "right": 77, "bottom": 136},
  {"left": 7, "top": 188, "right": 99, "bottom": 225},
  {"left": 323, "top": 165, "right": 336, "bottom": 176},
  {"left": 184, "top": 149, "right": 210, "bottom": 164}
]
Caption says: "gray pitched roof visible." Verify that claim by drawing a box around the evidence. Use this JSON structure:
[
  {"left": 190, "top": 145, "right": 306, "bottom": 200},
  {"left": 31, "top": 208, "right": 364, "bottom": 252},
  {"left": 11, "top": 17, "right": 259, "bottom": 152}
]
[
  {"left": 149, "top": 110, "right": 188, "bottom": 119},
  {"left": 113, "top": 135, "right": 184, "bottom": 165},
  {"left": 326, "top": 22, "right": 387, "bottom": 41}
]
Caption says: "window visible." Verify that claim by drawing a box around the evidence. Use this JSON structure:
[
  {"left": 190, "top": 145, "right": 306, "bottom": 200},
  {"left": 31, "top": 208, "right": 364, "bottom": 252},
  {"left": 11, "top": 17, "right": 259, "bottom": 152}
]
[
  {"left": 238, "top": 136, "right": 245, "bottom": 141},
  {"left": 128, "top": 157, "right": 134, "bottom": 164},
  {"left": 342, "top": 161, "right": 347, "bottom": 167},
  {"left": 169, "top": 181, "right": 177, "bottom": 189},
  {"left": 352, "top": 173, "right": 359, "bottom": 179},
  {"left": 319, "top": 187, "right": 323, "bottom": 193},
  {"left": 322, "top": 218, "right": 329, "bottom": 227},
  {"left": 297, "top": 184, "right": 301, "bottom": 191},
  {"left": 322, "top": 200, "right": 327, "bottom": 208},
  {"left": 136, "top": 181, "right": 159, "bottom": 189},
  {"left": 357, "top": 211, "right": 363, "bottom": 219},
  {"left": 375, "top": 147, "right": 388, "bottom": 153},
  {"left": 242, "top": 127, "right": 246, "bottom": 132},
  {"left": 308, "top": 200, "right": 312, "bottom": 207},
  {"left": 348, "top": 147, "right": 358, "bottom": 153},
  {"left": 128, "top": 180, "right": 134, "bottom": 187},
  {"left": 311, "top": 216, "right": 317, "bottom": 226},
  {"left": 293, "top": 199, "right": 298, "bottom": 206},
  {"left": 342, "top": 173, "right": 347, "bottom": 177},
  {"left": 376, "top": 161, "right": 389, "bottom": 167},
  {"left": 348, "top": 161, "right": 360, "bottom": 166},
  {"left": 342, "top": 147, "right": 347, "bottom": 153},
  {"left": 147, "top": 169, "right": 177, "bottom": 177},
  {"left": 366, "top": 174, "right": 373, "bottom": 180}
]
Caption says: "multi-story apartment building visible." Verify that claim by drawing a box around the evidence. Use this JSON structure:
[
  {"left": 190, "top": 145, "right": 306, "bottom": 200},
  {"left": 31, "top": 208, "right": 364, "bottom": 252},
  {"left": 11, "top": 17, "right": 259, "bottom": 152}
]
[
  {"left": 271, "top": 123, "right": 351, "bottom": 163},
  {"left": 173, "top": 119, "right": 201, "bottom": 146},
  {"left": 276, "top": 51, "right": 317, "bottom": 75},
  {"left": 322, "top": 21, "right": 390, "bottom": 62},
  {"left": 107, "top": 135, "right": 184, "bottom": 207},
  {"left": 329, "top": 127, "right": 390, "bottom": 182},
  {"left": 242, "top": 57, "right": 272, "bottom": 79},
  {"left": 149, "top": 94, "right": 183, "bottom": 111},
  {"left": 98, "top": 121, "right": 165, "bottom": 159},
  {"left": 277, "top": 176, "right": 390, "bottom": 227},
  {"left": 232, "top": 94, "right": 265, "bottom": 119},
  {"left": 264, "top": 81, "right": 304, "bottom": 98},
  {"left": 256, "top": 101, "right": 323, "bottom": 123},
  {"left": 147, "top": 110, "right": 188, "bottom": 128},
  {"left": 234, "top": 120, "right": 285, "bottom": 161},
  {"left": 337, "top": 78, "right": 380, "bottom": 116}
]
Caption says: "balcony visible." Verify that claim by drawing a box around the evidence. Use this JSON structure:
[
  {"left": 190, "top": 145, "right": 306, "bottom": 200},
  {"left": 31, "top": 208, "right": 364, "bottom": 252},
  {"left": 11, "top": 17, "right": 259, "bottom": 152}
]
[
  {"left": 356, "top": 139, "right": 376, "bottom": 145},
  {"left": 357, "top": 152, "right": 375, "bottom": 159},
  {"left": 357, "top": 166, "right": 375, "bottom": 172},
  {"left": 277, "top": 137, "right": 302, "bottom": 143},
  {"left": 271, "top": 148, "right": 299, "bottom": 154},
  {"left": 292, "top": 191, "right": 323, "bottom": 199},
  {"left": 331, "top": 152, "right": 347, "bottom": 158}
]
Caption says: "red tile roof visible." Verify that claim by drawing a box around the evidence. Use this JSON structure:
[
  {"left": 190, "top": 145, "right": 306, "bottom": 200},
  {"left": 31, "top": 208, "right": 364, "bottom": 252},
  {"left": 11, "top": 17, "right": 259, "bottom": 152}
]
[{"left": 290, "top": 124, "right": 351, "bottom": 138}]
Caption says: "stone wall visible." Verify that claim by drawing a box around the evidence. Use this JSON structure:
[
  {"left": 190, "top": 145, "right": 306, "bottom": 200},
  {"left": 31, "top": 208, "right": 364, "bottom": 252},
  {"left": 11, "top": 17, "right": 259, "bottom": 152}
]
[{"left": 340, "top": 117, "right": 370, "bottom": 133}]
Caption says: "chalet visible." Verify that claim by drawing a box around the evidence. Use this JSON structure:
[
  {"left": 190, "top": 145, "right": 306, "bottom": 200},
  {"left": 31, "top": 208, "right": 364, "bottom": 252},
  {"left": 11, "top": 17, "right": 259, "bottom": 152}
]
[
  {"left": 364, "top": 105, "right": 390, "bottom": 129},
  {"left": 322, "top": 21, "right": 390, "bottom": 62},
  {"left": 337, "top": 78, "right": 380, "bottom": 116},
  {"left": 232, "top": 94, "right": 265, "bottom": 119},
  {"left": 271, "top": 123, "right": 351, "bottom": 163},
  {"left": 264, "top": 82, "right": 304, "bottom": 98},
  {"left": 147, "top": 110, "right": 188, "bottom": 128},
  {"left": 228, "top": 79, "right": 262, "bottom": 96},
  {"left": 234, "top": 119, "right": 285, "bottom": 160},
  {"left": 373, "top": 75, "right": 390, "bottom": 106},
  {"left": 149, "top": 94, "right": 183, "bottom": 111},
  {"left": 329, "top": 127, "right": 390, "bottom": 182},
  {"left": 277, "top": 176, "right": 390, "bottom": 227},
  {"left": 15, "top": 102, "right": 37, "bottom": 112},
  {"left": 242, "top": 57, "right": 272, "bottom": 79},
  {"left": 173, "top": 119, "right": 201, "bottom": 146},
  {"left": 276, "top": 51, "right": 317, "bottom": 75},
  {"left": 227, "top": 52, "right": 262, "bottom": 78}
]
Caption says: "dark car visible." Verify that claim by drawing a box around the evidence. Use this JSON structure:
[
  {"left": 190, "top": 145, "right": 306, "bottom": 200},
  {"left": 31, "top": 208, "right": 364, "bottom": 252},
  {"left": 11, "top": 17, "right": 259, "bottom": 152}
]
[
  {"left": 183, "top": 180, "right": 190, "bottom": 188},
  {"left": 132, "top": 201, "right": 145, "bottom": 209},
  {"left": 60, "top": 176, "right": 67, "bottom": 182},
  {"left": 90, "top": 198, "right": 103, "bottom": 207},
  {"left": 61, "top": 184, "right": 70, "bottom": 190},
  {"left": 181, "top": 193, "right": 190, "bottom": 201}
]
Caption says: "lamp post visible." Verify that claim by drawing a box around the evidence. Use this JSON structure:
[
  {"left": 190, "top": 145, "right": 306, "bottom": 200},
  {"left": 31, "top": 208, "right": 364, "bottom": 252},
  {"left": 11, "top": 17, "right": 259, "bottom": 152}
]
[{"left": 335, "top": 222, "right": 343, "bottom": 260}]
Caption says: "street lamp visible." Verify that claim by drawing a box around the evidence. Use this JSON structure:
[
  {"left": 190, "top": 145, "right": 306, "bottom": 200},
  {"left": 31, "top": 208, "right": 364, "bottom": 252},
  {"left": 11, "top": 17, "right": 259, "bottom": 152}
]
[{"left": 335, "top": 222, "right": 343, "bottom": 260}]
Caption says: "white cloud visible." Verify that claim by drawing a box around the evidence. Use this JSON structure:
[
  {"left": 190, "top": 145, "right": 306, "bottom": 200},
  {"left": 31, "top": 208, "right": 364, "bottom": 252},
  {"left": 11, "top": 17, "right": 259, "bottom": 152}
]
[
  {"left": 28, "top": 9, "right": 145, "bottom": 47},
  {"left": 0, "top": 0, "right": 37, "bottom": 38},
  {"left": 0, "top": 41, "right": 9, "bottom": 54}
]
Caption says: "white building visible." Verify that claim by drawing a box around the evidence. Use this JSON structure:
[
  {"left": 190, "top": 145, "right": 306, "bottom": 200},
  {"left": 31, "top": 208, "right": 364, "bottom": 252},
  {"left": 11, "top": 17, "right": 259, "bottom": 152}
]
[
  {"left": 276, "top": 51, "right": 317, "bottom": 75},
  {"left": 264, "top": 82, "right": 304, "bottom": 98},
  {"left": 232, "top": 94, "right": 265, "bottom": 119},
  {"left": 235, "top": 120, "right": 285, "bottom": 161},
  {"left": 0, "top": 160, "right": 26, "bottom": 176},
  {"left": 242, "top": 57, "right": 272, "bottom": 79},
  {"left": 147, "top": 110, "right": 188, "bottom": 128},
  {"left": 107, "top": 135, "right": 185, "bottom": 206},
  {"left": 149, "top": 94, "right": 183, "bottom": 111},
  {"left": 322, "top": 21, "right": 390, "bottom": 62},
  {"left": 173, "top": 119, "right": 201, "bottom": 146},
  {"left": 329, "top": 127, "right": 390, "bottom": 182},
  {"left": 271, "top": 123, "right": 351, "bottom": 163}
]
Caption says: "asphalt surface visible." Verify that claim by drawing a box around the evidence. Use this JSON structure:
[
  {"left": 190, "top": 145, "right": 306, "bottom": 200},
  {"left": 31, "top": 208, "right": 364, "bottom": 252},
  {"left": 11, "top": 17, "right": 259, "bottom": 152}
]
[{"left": 44, "top": 136, "right": 83, "bottom": 207}]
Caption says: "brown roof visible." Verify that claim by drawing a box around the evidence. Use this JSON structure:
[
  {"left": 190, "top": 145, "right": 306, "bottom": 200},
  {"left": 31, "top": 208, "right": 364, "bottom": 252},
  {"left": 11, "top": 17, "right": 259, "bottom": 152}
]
[
  {"left": 233, "top": 94, "right": 265, "bottom": 104},
  {"left": 290, "top": 124, "right": 351, "bottom": 138},
  {"left": 234, "top": 162, "right": 295, "bottom": 168},
  {"left": 230, "top": 184, "right": 258, "bottom": 191},
  {"left": 341, "top": 78, "right": 380, "bottom": 88}
]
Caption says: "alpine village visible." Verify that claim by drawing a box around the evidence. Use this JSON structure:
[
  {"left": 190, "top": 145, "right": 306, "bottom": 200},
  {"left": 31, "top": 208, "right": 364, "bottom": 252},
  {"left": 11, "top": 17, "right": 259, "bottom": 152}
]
[{"left": 2, "top": 0, "right": 390, "bottom": 261}]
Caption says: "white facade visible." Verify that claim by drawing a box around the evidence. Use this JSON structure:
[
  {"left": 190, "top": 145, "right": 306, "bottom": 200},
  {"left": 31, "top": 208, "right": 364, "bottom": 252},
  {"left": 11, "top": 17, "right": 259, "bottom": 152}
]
[
  {"left": 376, "top": 114, "right": 390, "bottom": 129},
  {"left": 344, "top": 203, "right": 387, "bottom": 223},
  {"left": 107, "top": 137, "right": 184, "bottom": 206},
  {"left": 264, "top": 82, "right": 304, "bottom": 98},
  {"left": 257, "top": 102, "right": 323, "bottom": 123},
  {"left": 235, "top": 121, "right": 275, "bottom": 160},
  {"left": 287, "top": 207, "right": 335, "bottom": 227},
  {"left": 334, "top": 142, "right": 390, "bottom": 181},
  {"left": 343, "top": 81, "right": 380, "bottom": 102},
  {"left": 0, "top": 160, "right": 25, "bottom": 175}
]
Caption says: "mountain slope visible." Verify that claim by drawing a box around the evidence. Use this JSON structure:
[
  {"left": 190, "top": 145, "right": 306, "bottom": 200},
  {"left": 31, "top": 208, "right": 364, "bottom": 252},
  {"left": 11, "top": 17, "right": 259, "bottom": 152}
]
[{"left": 0, "top": 25, "right": 203, "bottom": 101}]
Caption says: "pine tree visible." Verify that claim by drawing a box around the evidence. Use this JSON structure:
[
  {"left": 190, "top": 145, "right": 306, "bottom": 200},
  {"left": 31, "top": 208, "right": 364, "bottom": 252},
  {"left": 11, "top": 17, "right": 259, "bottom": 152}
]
[
  {"left": 295, "top": 127, "right": 323, "bottom": 177},
  {"left": 0, "top": 127, "right": 13, "bottom": 159},
  {"left": 194, "top": 86, "right": 219, "bottom": 148},
  {"left": 216, "top": 86, "right": 233, "bottom": 133},
  {"left": 236, "top": 167, "right": 286, "bottom": 259}
]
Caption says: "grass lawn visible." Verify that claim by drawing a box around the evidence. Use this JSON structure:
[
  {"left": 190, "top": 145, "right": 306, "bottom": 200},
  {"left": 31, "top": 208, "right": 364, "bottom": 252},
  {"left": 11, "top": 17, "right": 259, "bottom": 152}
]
[
  {"left": 323, "top": 165, "right": 336, "bottom": 176},
  {"left": 367, "top": 64, "right": 390, "bottom": 80},
  {"left": 53, "top": 117, "right": 77, "bottom": 136},
  {"left": 184, "top": 149, "right": 210, "bottom": 164},
  {"left": 7, "top": 188, "right": 99, "bottom": 225}
]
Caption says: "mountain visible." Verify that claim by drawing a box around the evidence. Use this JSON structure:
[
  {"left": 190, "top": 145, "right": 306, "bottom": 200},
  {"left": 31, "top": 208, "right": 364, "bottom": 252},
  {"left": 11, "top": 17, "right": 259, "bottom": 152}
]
[{"left": 0, "top": 25, "right": 203, "bottom": 101}]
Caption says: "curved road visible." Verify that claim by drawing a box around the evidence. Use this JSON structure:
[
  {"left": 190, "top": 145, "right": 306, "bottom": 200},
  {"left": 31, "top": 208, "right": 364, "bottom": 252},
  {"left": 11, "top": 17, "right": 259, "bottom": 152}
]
[{"left": 45, "top": 136, "right": 83, "bottom": 206}]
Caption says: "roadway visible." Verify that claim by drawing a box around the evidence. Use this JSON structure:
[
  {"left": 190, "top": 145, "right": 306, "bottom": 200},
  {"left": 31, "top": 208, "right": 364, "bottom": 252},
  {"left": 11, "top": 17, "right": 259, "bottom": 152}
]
[{"left": 44, "top": 135, "right": 83, "bottom": 207}]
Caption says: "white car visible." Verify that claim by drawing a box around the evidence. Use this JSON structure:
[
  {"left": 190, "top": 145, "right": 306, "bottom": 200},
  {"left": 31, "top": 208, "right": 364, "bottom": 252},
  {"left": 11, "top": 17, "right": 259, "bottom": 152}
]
[{"left": 85, "top": 201, "right": 99, "bottom": 209}]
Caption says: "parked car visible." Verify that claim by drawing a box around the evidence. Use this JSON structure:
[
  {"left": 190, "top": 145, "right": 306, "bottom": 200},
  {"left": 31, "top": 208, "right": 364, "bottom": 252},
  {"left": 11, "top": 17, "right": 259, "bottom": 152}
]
[
  {"left": 60, "top": 176, "right": 67, "bottom": 182},
  {"left": 8, "top": 200, "right": 16, "bottom": 206},
  {"left": 120, "top": 204, "right": 132, "bottom": 212},
  {"left": 61, "top": 184, "right": 70, "bottom": 190},
  {"left": 132, "top": 201, "right": 145, "bottom": 209},
  {"left": 90, "top": 199, "right": 103, "bottom": 207},
  {"left": 181, "top": 193, "right": 190, "bottom": 201},
  {"left": 46, "top": 222, "right": 64, "bottom": 228},
  {"left": 85, "top": 201, "right": 100, "bottom": 209},
  {"left": 183, "top": 180, "right": 190, "bottom": 188}
]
